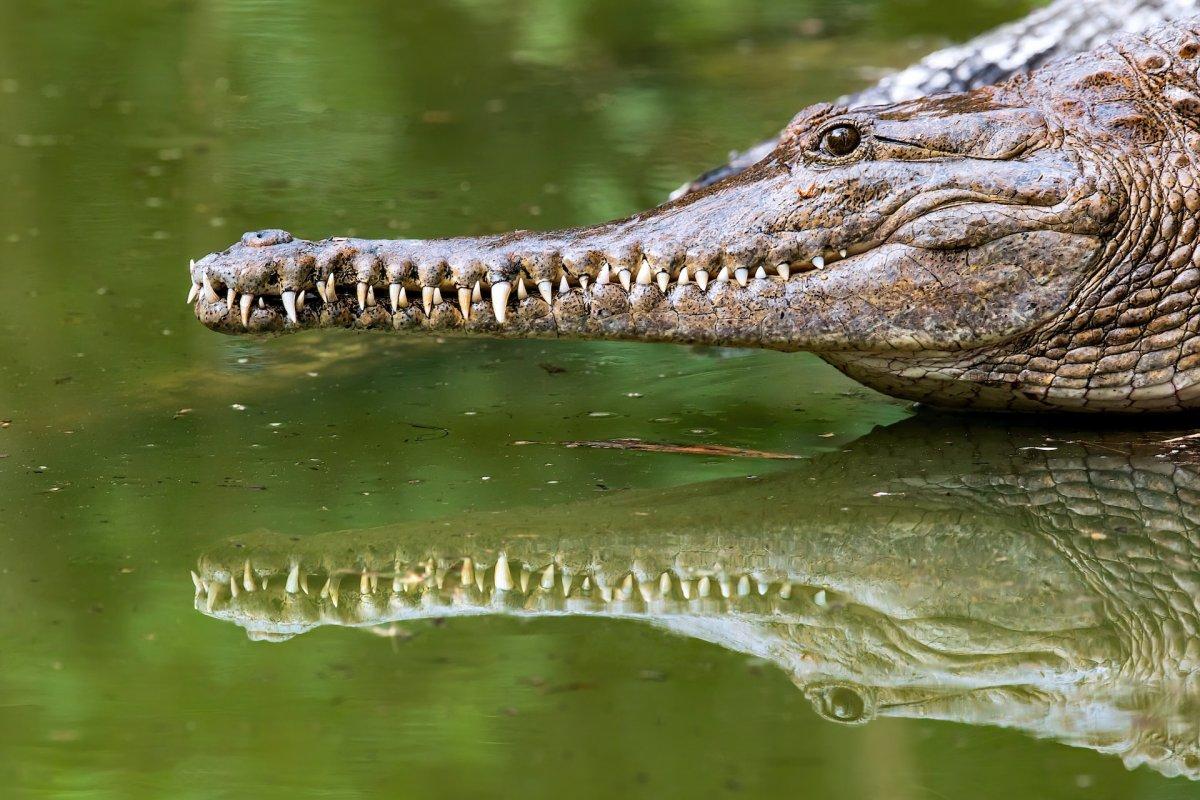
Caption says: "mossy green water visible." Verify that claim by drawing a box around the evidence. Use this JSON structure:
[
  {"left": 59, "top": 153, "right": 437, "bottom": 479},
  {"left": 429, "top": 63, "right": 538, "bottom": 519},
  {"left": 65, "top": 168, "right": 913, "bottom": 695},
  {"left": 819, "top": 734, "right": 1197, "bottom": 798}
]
[{"left": 3, "top": 1, "right": 1197, "bottom": 797}]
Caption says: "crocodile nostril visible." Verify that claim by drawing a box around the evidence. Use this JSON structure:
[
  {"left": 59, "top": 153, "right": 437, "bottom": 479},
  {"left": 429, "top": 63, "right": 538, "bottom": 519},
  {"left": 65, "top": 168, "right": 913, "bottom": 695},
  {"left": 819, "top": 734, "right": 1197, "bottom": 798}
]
[{"left": 241, "top": 229, "right": 295, "bottom": 248}]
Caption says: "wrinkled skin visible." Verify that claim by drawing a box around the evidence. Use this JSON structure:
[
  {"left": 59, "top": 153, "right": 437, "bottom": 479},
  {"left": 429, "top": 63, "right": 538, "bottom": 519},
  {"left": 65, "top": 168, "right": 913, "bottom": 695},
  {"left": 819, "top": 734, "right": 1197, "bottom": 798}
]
[
  {"left": 192, "top": 417, "right": 1200, "bottom": 778},
  {"left": 189, "top": 21, "right": 1200, "bottom": 412}
]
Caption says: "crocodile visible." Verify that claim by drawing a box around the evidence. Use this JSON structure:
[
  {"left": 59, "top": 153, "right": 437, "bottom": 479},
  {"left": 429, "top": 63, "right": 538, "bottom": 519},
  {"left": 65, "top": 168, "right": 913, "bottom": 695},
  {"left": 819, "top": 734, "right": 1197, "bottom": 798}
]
[
  {"left": 187, "top": 15, "right": 1200, "bottom": 412},
  {"left": 191, "top": 417, "right": 1200, "bottom": 778}
]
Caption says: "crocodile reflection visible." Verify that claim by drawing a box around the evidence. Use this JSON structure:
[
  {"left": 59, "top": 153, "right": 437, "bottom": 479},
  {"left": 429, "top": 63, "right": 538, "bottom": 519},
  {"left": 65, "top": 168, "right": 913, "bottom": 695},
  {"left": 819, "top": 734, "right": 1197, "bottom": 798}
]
[{"left": 192, "top": 418, "right": 1200, "bottom": 779}]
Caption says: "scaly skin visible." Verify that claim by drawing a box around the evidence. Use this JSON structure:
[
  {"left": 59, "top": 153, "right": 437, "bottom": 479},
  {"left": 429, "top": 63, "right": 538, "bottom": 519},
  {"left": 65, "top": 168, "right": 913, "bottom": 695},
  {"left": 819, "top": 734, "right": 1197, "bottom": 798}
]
[
  {"left": 190, "top": 20, "right": 1200, "bottom": 412},
  {"left": 191, "top": 418, "right": 1200, "bottom": 778}
]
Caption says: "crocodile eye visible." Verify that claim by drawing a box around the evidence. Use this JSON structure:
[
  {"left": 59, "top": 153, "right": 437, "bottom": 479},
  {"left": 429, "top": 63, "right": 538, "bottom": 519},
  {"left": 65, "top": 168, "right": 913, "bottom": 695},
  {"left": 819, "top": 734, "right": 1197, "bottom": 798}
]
[
  {"left": 819, "top": 124, "right": 861, "bottom": 158},
  {"left": 809, "top": 685, "right": 871, "bottom": 724}
]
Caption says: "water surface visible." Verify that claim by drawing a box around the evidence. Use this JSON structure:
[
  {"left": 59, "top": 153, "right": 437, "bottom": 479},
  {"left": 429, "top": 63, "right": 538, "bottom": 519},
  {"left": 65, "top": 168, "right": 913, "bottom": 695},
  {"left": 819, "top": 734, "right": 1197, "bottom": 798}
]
[{"left": 3, "top": 1, "right": 1198, "bottom": 798}]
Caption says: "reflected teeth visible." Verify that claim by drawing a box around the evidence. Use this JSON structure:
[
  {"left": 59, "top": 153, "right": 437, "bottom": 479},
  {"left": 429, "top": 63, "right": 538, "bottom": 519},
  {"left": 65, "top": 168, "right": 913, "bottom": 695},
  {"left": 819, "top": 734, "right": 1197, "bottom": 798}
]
[
  {"left": 243, "top": 561, "right": 256, "bottom": 592},
  {"left": 282, "top": 290, "right": 298, "bottom": 323},
  {"left": 286, "top": 563, "right": 300, "bottom": 594}
]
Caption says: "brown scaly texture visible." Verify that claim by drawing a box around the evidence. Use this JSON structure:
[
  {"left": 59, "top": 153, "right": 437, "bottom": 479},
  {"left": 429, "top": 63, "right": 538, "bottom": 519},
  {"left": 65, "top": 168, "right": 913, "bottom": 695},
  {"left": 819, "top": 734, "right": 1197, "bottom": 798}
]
[{"left": 189, "top": 19, "right": 1200, "bottom": 412}]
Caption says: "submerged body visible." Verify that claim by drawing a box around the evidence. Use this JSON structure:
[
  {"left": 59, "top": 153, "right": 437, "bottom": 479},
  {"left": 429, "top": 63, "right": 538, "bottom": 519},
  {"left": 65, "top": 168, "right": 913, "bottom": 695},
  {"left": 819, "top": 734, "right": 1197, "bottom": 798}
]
[
  {"left": 190, "top": 16, "right": 1200, "bottom": 412},
  {"left": 193, "top": 419, "right": 1200, "bottom": 778}
]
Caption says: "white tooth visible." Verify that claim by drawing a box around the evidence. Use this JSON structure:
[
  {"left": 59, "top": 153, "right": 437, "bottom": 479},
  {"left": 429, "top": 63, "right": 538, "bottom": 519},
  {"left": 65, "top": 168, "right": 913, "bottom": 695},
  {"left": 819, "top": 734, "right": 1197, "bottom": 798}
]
[
  {"left": 227, "top": 288, "right": 237, "bottom": 307},
  {"left": 680, "top": 579, "right": 693, "bottom": 600},
  {"left": 658, "top": 572, "right": 672, "bottom": 597},
  {"left": 229, "top": 575, "right": 239, "bottom": 598},
  {"left": 422, "top": 286, "right": 434, "bottom": 316},
  {"left": 779, "top": 583, "right": 793, "bottom": 600},
  {"left": 535, "top": 564, "right": 554, "bottom": 590},
  {"left": 538, "top": 280, "right": 553, "bottom": 304},
  {"left": 812, "top": 256, "right": 825, "bottom": 269},
  {"left": 698, "top": 576, "right": 712, "bottom": 597},
  {"left": 316, "top": 279, "right": 328, "bottom": 303},
  {"left": 282, "top": 290, "right": 298, "bottom": 323},
  {"left": 618, "top": 269, "right": 632, "bottom": 291},
  {"left": 260, "top": 577, "right": 268, "bottom": 591},
  {"left": 517, "top": 277, "right": 528, "bottom": 300},
  {"left": 491, "top": 281, "right": 510, "bottom": 323},
  {"left": 734, "top": 267, "right": 748, "bottom": 287},
  {"left": 561, "top": 572, "right": 571, "bottom": 596},
  {"left": 596, "top": 264, "right": 611, "bottom": 286},
  {"left": 190, "top": 570, "right": 204, "bottom": 594},
  {"left": 258, "top": 296, "right": 265, "bottom": 309},
  {"left": 205, "top": 581, "right": 220, "bottom": 612},
  {"left": 777, "top": 264, "right": 790, "bottom": 280},
  {"left": 754, "top": 266, "right": 767, "bottom": 281},
  {"left": 397, "top": 286, "right": 409, "bottom": 308},
  {"left": 389, "top": 283, "right": 401, "bottom": 312},
  {"left": 239, "top": 293, "right": 254, "bottom": 327},
  {"left": 737, "top": 575, "right": 751, "bottom": 597},
  {"left": 356, "top": 282, "right": 368, "bottom": 310},
  {"left": 472, "top": 281, "right": 482, "bottom": 302},
  {"left": 520, "top": 567, "right": 530, "bottom": 594},
  {"left": 360, "top": 572, "right": 370, "bottom": 594},
  {"left": 696, "top": 270, "right": 709, "bottom": 291},
  {"left": 461, "top": 558, "right": 475, "bottom": 586},
  {"left": 202, "top": 273, "right": 219, "bottom": 303},
  {"left": 297, "top": 290, "right": 307, "bottom": 310},
  {"left": 678, "top": 267, "right": 690, "bottom": 285},
  {"left": 243, "top": 561, "right": 255, "bottom": 592},
  {"left": 579, "top": 275, "right": 588, "bottom": 292},
  {"left": 636, "top": 260, "right": 652, "bottom": 286},
  {"left": 433, "top": 287, "right": 443, "bottom": 306},
  {"left": 326, "top": 274, "right": 337, "bottom": 301},
  {"left": 186, "top": 283, "right": 199, "bottom": 304},
  {"left": 657, "top": 271, "right": 669, "bottom": 292},
  {"left": 814, "top": 589, "right": 827, "bottom": 606},
  {"left": 367, "top": 285, "right": 377, "bottom": 307},
  {"left": 756, "top": 579, "right": 768, "bottom": 596},
  {"left": 286, "top": 563, "right": 300, "bottom": 594},
  {"left": 717, "top": 266, "right": 730, "bottom": 283},
  {"left": 839, "top": 249, "right": 848, "bottom": 258},
  {"left": 558, "top": 275, "right": 569, "bottom": 294},
  {"left": 494, "top": 553, "right": 514, "bottom": 591},
  {"left": 458, "top": 287, "right": 472, "bottom": 320}
]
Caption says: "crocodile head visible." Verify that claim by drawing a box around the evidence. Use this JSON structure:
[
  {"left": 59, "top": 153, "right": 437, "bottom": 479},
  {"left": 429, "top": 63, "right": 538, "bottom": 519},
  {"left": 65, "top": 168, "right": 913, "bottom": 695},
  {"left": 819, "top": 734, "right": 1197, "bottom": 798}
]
[
  {"left": 191, "top": 419, "right": 1200, "bottom": 777},
  {"left": 188, "top": 23, "right": 1200, "bottom": 412}
]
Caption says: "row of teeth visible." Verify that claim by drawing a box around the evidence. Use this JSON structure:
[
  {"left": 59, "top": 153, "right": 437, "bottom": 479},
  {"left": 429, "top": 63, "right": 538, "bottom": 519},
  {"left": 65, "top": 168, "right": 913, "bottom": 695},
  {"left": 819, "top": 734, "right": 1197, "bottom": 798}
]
[
  {"left": 191, "top": 556, "right": 834, "bottom": 614},
  {"left": 187, "top": 254, "right": 845, "bottom": 328}
]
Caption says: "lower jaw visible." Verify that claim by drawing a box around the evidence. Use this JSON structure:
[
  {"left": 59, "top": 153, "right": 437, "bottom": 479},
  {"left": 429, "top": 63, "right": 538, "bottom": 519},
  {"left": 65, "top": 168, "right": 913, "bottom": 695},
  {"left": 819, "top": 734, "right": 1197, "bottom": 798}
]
[{"left": 195, "top": 269, "right": 823, "bottom": 350}]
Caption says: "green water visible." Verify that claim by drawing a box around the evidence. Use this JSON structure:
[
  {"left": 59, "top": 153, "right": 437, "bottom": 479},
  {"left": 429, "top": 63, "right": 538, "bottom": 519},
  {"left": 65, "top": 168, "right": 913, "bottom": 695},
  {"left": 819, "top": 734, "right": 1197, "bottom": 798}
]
[{"left": 3, "top": 1, "right": 1199, "bottom": 797}]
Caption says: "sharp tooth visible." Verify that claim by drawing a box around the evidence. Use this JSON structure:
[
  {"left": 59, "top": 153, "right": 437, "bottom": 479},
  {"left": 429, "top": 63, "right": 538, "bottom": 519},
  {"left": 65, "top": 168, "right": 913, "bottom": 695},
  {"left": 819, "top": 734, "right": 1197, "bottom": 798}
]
[
  {"left": 717, "top": 266, "right": 730, "bottom": 284},
  {"left": 458, "top": 287, "right": 472, "bottom": 320},
  {"left": 491, "top": 281, "right": 510, "bottom": 323},
  {"left": 812, "top": 256, "right": 825, "bottom": 269},
  {"left": 239, "top": 293, "right": 254, "bottom": 327},
  {"left": 258, "top": 296, "right": 265, "bottom": 309},
  {"left": 734, "top": 267, "right": 748, "bottom": 287},
  {"left": 227, "top": 288, "right": 237, "bottom": 307},
  {"left": 596, "top": 263, "right": 611, "bottom": 286},
  {"left": 696, "top": 269, "right": 709, "bottom": 291},
  {"left": 186, "top": 283, "right": 199, "bottom": 304},
  {"left": 356, "top": 282, "right": 368, "bottom": 310},
  {"left": 190, "top": 570, "right": 204, "bottom": 594},
  {"left": 579, "top": 275, "right": 588, "bottom": 292},
  {"left": 754, "top": 266, "right": 767, "bottom": 281},
  {"left": 538, "top": 280, "right": 553, "bottom": 304},
  {"left": 494, "top": 553, "right": 514, "bottom": 591},
  {"left": 814, "top": 589, "right": 827, "bottom": 606},
  {"left": 517, "top": 277, "right": 528, "bottom": 300},
  {"left": 777, "top": 264, "right": 790, "bottom": 280},
  {"left": 260, "top": 576, "right": 268, "bottom": 591},
  {"left": 558, "top": 274, "right": 569, "bottom": 294},
  {"left": 433, "top": 287, "right": 443, "bottom": 306},
  {"left": 839, "top": 249, "right": 848, "bottom": 258},
  {"left": 282, "top": 290, "right": 298, "bottom": 323},
  {"left": 636, "top": 260, "right": 652, "bottom": 286},
  {"left": 326, "top": 274, "right": 337, "bottom": 301},
  {"left": 657, "top": 271, "right": 670, "bottom": 292},
  {"left": 397, "top": 286, "right": 409, "bottom": 308},
  {"left": 243, "top": 561, "right": 255, "bottom": 592},
  {"left": 422, "top": 286, "right": 434, "bottom": 316},
  {"left": 367, "top": 285, "right": 377, "bottom": 307},
  {"left": 286, "top": 563, "right": 300, "bottom": 594},
  {"left": 678, "top": 267, "right": 690, "bottom": 285},
  {"left": 297, "top": 290, "right": 307, "bottom": 310},
  {"left": 389, "top": 283, "right": 401, "bottom": 312},
  {"left": 202, "top": 273, "right": 219, "bottom": 303},
  {"left": 618, "top": 269, "right": 632, "bottom": 291},
  {"left": 461, "top": 558, "right": 475, "bottom": 586},
  {"left": 472, "top": 281, "right": 482, "bottom": 302}
]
